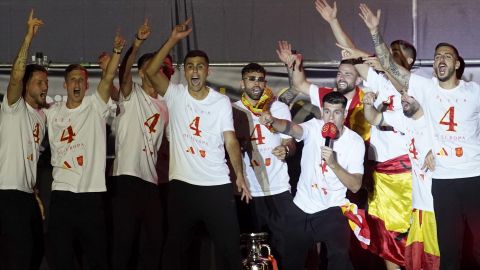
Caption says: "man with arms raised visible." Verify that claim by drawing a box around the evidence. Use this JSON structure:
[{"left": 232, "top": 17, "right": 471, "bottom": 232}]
[
  {"left": 145, "top": 19, "right": 251, "bottom": 269},
  {"left": 45, "top": 32, "right": 125, "bottom": 270},
  {"left": 312, "top": 1, "right": 416, "bottom": 267},
  {"left": 276, "top": 41, "right": 370, "bottom": 142},
  {"left": 0, "top": 10, "right": 46, "bottom": 270},
  {"left": 110, "top": 19, "right": 171, "bottom": 270},
  {"left": 358, "top": 4, "right": 480, "bottom": 269}
]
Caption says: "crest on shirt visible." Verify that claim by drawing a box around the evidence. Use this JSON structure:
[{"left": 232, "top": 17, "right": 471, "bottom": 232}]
[
  {"left": 455, "top": 147, "right": 463, "bottom": 157},
  {"left": 77, "top": 155, "right": 84, "bottom": 166}
]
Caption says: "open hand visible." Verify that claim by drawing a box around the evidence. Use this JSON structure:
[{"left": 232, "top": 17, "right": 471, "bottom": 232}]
[
  {"left": 359, "top": 3, "right": 381, "bottom": 31},
  {"left": 315, "top": 0, "right": 337, "bottom": 23}
]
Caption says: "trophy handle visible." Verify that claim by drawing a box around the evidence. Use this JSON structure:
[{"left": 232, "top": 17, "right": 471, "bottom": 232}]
[{"left": 260, "top": 244, "right": 272, "bottom": 257}]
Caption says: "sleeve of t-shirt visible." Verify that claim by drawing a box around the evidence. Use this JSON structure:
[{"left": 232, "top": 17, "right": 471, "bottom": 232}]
[
  {"left": 220, "top": 98, "right": 235, "bottom": 132},
  {"left": 309, "top": 84, "right": 321, "bottom": 108},
  {"left": 163, "top": 82, "right": 182, "bottom": 108},
  {"left": 408, "top": 73, "right": 433, "bottom": 105},
  {"left": 1, "top": 95, "right": 25, "bottom": 114},
  {"left": 346, "top": 134, "right": 365, "bottom": 174},
  {"left": 272, "top": 102, "right": 293, "bottom": 139},
  {"left": 364, "top": 67, "right": 389, "bottom": 92},
  {"left": 92, "top": 91, "right": 110, "bottom": 119},
  {"left": 383, "top": 109, "right": 408, "bottom": 133},
  {"left": 364, "top": 68, "right": 393, "bottom": 107},
  {"left": 119, "top": 83, "right": 139, "bottom": 102},
  {"left": 299, "top": 118, "right": 317, "bottom": 142}
]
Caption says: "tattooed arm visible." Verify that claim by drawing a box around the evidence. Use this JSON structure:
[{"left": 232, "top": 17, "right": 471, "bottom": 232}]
[
  {"left": 359, "top": 4, "right": 411, "bottom": 95},
  {"left": 7, "top": 9, "right": 43, "bottom": 105},
  {"left": 259, "top": 111, "right": 304, "bottom": 140}
]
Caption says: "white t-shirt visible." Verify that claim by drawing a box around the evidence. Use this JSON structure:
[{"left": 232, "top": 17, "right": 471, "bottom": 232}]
[
  {"left": 0, "top": 97, "right": 46, "bottom": 193},
  {"left": 294, "top": 119, "right": 365, "bottom": 214},
  {"left": 233, "top": 100, "right": 291, "bottom": 197},
  {"left": 409, "top": 74, "right": 480, "bottom": 179},
  {"left": 112, "top": 83, "right": 168, "bottom": 185},
  {"left": 364, "top": 68, "right": 409, "bottom": 162},
  {"left": 164, "top": 83, "right": 234, "bottom": 186},
  {"left": 44, "top": 92, "right": 110, "bottom": 192},
  {"left": 384, "top": 111, "right": 434, "bottom": 211}
]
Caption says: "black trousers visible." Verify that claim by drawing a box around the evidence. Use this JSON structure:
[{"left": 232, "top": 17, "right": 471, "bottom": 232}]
[
  {"left": 282, "top": 204, "right": 353, "bottom": 270},
  {"left": 241, "top": 191, "right": 294, "bottom": 269},
  {"left": 0, "top": 190, "right": 43, "bottom": 270},
  {"left": 47, "top": 191, "right": 108, "bottom": 270},
  {"left": 161, "top": 180, "right": 241, "bottom": 270},
  {"left": 110, "top": 175, "right": 165, "bottom": 270},
  {"left": 432, "top": 176, "right": 480, "bottom": 270}
]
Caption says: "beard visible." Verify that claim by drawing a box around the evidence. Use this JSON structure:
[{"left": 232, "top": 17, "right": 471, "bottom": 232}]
[
  {"left": 435, "top": 67, "right": 456, "bottom": 82},
  {"left": 336, "top": 82, "right": 355, "bottom": 95},
  {"left": 246, "top": 86, "right": 264, "bottom": 100}
]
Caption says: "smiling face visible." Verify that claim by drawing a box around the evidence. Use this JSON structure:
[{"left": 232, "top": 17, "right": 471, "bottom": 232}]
[
  {"left": 184, "top": 56, "right": 209, "bottom": 93},
  {"left": 336, "top": 63, "right": 360, "bottom": 95},
  {"left": 64, "top": 68, "right": 89, "bottom": 107},
  {"left": 433, "top": 45, "right": 460, "bottom": 82},
  {"left": 241, "top": 71, "right": 266, "bottom": 104},
  {"left": 25, "top": 71, "right": 48, "bottom": 108}
]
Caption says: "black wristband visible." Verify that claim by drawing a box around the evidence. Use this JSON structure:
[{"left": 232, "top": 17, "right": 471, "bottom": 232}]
[
  {"left": 135, "top": 34, "right": 147, "bottom": 41},
  {"left": 352, "top": 57, "right": 365, "bottom": 65},
  {"left": 113, "top": 48, "right": 122, "bottom": 54}
]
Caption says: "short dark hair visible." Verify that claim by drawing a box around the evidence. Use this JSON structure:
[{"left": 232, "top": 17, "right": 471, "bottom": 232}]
[
  {"left": 339, "top": 59, "right": 356, "bottom": 66},
  {"left": 137, "top": 53, "right": 155, "bottom": 70},
  {"left": 435, "top": 42, "right": 460, "bottom": 59},
  {"left": 391, "top": 40, "right": 417, "bottom": 67},
  {"left": 138, "top": 54, "right": 174, "bottom": 79},
  {"left": 23, "top": 64, "right": 47, "bottom": 89},
  {"left": 183, "top": 50, "right": 209, "bottom": 66},
  {"left": 241, "top": 63, "right": 266, "bottom": 77},
  {"left": 64, "top": 64, "right": 88, "bottom": 81},
  {"left": 456, "top": 56, "right": 465, "bottom": 79},
  {"left": 322, "top": 91, "right": 348, "bottom": 109}
]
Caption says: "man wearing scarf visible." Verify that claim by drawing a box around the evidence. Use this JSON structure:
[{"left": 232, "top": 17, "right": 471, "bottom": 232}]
[{"left": 233, "top": 63, "right": 296, "bottom": 269}]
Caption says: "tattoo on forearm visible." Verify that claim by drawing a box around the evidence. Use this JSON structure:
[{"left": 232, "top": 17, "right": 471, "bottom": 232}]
[
  {"left": 372, "top": 30, "right": 409, "bottom": 88},
  {"left": 13, "top": 41, "right": 30, "bottom": 72},
  {"left": 284, "top": 121, "right": 292, "bottom": 135}
]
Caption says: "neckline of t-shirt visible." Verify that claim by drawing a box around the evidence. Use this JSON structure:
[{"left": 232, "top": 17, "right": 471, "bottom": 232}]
[
  {"left": 186, "top": 86, "right": 212, "bottom": 103},
  {"left": 436, "top": 79, "right": 464, "bottom": 93}
]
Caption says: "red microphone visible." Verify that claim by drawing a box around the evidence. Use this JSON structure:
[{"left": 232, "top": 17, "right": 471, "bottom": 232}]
[{"left": 321, "top": 122, "right": 338, "bottom": 147}]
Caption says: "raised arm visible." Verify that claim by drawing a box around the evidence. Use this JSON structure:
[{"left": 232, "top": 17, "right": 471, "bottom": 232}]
[
  {"left": 337, "top": 45, "right": 371, "bottom": 80},
  {"left": 146, "top": 18, "right": 192, "bottom": 96},
  {"left": 118, "top": 19, "right": 151, "bottom": 98},
  {"left": 224, "top": 130, "right": 252, "bottom": 203},
  {"left": 7, "top": 9, "right": 43, "bottom": 105},
  {"left": 362, "top": 91, "right": 387, "bottom": 126},
  {"left": 97, "top": 31, "right": 126, "bottom": 103},
  {"left": 276, "top": 41, "right": 310, "bottom": 96},
  {"left": 359, "top": 3, "right": 411, "bottom": 94},
  {"left": 259, "top": 111, "right": 304, "bottom": 140},
  {"left": 315, "top": 0, "right": 355, "bottom": 48}
]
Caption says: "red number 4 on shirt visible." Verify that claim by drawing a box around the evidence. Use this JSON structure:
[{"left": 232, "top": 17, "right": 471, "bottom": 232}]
[
  {"left": 439, "top": 106, "right": 457, "bottom": 132},
  {"left": 189, "top": 116, "right": 202, "bottom": 136},
  {"left": 60, "top": 126, "right": 76, "bottom": 143}
]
